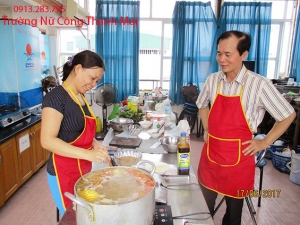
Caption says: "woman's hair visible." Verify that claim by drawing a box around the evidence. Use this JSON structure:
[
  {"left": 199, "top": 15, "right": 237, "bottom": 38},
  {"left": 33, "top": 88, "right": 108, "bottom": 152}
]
[
  {"left": 217, "top": 30, "right": 251, "bottom": 56},
  {"left": 62, "top": 50, "right": 105, "bottom": 81}
]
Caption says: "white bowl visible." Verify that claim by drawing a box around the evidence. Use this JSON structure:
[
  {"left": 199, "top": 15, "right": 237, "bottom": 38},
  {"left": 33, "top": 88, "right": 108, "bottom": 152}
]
[
  {"left": 147, "top": 129, "right": 163, "bottom": 138},
  {"left": 139, "top": 120, "right": 152, "bottom": 129}
]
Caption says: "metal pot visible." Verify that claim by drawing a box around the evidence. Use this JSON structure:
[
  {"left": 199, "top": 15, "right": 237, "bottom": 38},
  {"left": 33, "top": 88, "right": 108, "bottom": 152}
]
[
  {"left": 65, "top": 161, "right": 156, "bottom": 225},
  {"left": 108, "top": 118, "right": 134, "bottom": 132}
]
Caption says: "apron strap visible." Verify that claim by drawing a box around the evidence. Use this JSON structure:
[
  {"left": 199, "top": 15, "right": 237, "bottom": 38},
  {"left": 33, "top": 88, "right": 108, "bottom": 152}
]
[
  {"left": 63, "top": 82, "right": 95, "bottom": 118},
  {"left": 216, "top": 70, "right": 248, "bottom": 98}
]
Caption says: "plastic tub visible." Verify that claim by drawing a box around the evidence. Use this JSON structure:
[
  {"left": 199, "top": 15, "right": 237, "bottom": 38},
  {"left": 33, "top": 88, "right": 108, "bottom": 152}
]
[{"left": 286, "top": 151, "right": 300, "bottom": 185}]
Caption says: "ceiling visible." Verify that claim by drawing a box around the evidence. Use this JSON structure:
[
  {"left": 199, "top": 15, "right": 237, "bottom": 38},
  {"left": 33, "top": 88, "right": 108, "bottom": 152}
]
[{"left": 0, "top": 0, "right": 30, "bottom": 7}]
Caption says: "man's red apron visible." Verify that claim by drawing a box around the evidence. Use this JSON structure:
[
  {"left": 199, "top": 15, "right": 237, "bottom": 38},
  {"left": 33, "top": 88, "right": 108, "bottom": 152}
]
[
  {"left": 198, "top": 81, "right": 255, "bottom": 198},
  {"left": 53, "top": 83, "right": 96, "bottom": 209}
]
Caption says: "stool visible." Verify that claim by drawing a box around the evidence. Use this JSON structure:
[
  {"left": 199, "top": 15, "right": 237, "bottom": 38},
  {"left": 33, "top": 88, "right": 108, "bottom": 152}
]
[{"left": 212, "top": 149, "right": 267, "bottom": 225}]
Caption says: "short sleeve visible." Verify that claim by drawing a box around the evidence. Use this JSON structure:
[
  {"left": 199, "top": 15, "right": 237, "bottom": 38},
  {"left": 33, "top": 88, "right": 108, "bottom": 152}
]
[{"left": 42, "top": 86, "right": 66, "bottom": 115}]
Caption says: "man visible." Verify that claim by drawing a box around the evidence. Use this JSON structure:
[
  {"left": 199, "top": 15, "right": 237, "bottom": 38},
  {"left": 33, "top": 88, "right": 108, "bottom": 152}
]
[{"left": 196, "top": 30, "right": 295, "bottom": 225}]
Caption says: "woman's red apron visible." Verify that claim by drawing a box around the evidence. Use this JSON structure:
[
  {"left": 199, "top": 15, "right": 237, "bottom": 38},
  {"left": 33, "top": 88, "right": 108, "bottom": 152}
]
[
  {"left": 198, "top": 81, "right": 255, "bottom": 198},
  {"left": 53, "top": 83, "right": 96, "bottom": 209}
]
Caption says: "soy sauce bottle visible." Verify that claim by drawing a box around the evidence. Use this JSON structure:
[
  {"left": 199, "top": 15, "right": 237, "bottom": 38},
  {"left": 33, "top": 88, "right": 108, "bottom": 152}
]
[{"left": 177, "top": 132, "right": 190, "bottom": 175}]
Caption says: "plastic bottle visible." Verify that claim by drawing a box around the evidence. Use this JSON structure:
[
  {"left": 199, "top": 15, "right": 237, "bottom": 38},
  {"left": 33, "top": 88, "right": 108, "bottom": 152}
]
[
  {"left": 165, "top": 103, "right": 171, "bottom": 124},
  {"left": 131, "top": 97, "right": 139, "bottom": 112},
  {"left": 127, "top": 96, "right": 133, "bottom": 110},
  {"left": 177, "top": 132, "right": 190, "bottom": 175},
  {"left": 153, "top": 117, "right": 164, "bottom": 134},
  {"left": 96, "top": 117, "right": 102, "bottom": 132},
  {"left": 143, "top": 93, "right": 149, "bottom": 112}
]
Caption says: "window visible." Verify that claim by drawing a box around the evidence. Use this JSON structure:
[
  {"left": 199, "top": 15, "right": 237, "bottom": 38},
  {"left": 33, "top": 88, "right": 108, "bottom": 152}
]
[
  {"left": 87, "top": 0, "right": 215, "bottom": 91},
  {"left": 226, "top": 0, "right": 298, "bottom": 79},
  {"left": 57, "top": 0, "right": 91, "bottom": 70},
  {"left": 66, "top": 42, "right": 74, "bottom": 51},
  {"left": 72, "top": 0, "right": 295, "bottom": 90}
]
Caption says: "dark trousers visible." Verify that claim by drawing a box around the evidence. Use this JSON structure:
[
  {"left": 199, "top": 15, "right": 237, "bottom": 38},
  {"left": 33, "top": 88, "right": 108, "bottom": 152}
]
[{"left": 200, "top": 185, "right": 244, "bottom": 225}]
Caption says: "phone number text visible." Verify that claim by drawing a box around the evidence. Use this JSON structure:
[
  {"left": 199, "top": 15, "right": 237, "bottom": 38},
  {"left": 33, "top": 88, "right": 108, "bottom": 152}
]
[{"left": 14, "top": 6, "right": 65, "bottom": 13}]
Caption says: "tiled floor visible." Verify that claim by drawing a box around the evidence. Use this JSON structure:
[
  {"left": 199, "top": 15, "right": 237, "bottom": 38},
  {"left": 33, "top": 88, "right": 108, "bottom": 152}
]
[
  {"left": 0, "top": 134, "right": 299, "bottom": 225},
  {"left": 189, "top": 134, "right": 300, "bottom": 225}
]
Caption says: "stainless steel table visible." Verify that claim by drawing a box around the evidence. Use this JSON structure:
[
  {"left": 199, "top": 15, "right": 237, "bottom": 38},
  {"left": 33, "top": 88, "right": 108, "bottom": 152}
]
[
  {"left": 142, "top": 153, "right": 214, "bottom": 225},
  {"left": 58, "top": 129, "right": 214, "bottom": 225}
]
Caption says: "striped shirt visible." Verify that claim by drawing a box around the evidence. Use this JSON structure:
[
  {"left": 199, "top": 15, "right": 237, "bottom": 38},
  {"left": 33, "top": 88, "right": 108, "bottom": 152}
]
[{"left": 196, "top": 65, "right": 295, "bottom": 133}]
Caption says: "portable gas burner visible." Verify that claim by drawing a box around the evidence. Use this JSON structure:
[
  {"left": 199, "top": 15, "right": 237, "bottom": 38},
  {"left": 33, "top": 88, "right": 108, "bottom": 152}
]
[
  {"left": 154, "top": 205, "right": 173, "bottom": 225},
  {"left": 0, "top": 105, "right": 31, "bottom": 127}
]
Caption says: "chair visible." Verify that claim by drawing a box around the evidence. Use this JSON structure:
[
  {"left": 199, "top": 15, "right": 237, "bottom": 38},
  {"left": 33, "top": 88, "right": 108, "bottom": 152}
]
[
  {"left": 212, "top": 149, "right": 267, "bottom": 225},
  {"left": 178, "top": 102, "right": 202, "bottom": 137},
  {"left": 56, "top": 207, "right": 59, "bottom": 222}
]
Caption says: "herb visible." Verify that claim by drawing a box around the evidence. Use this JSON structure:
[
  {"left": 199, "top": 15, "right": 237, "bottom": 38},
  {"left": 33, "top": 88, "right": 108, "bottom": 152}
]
[{"left": 118, "top": 108, "right": 144, "bottom": 124}]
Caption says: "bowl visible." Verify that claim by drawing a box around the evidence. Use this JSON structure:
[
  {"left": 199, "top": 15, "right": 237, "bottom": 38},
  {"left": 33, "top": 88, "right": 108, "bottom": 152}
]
[
  {"left": 159, "top": 136, "right": 180, "bottom": 153},
  {"left": 141, "top": 161, "right": 169, "bottom": 175},
  {"left": 108, "top": 118, "right": 134, "bottom": 132},
  {"left": 153, "top": 95, "right": 168, "bottom": 102},
  {"left": 139, "top": 120, "right": 152, "bottom": 129},
  {"left": 147, "top": 129, "right": 163, "bottom": 138},
  {"left": 113, "top": 150, "right": 142, "bottom": 166},
  {"left": 122, "top": 124, "right": 142, "bottom": 136},
  {"left": 293, "top": 97, "right": 300, "bottom": 106}
]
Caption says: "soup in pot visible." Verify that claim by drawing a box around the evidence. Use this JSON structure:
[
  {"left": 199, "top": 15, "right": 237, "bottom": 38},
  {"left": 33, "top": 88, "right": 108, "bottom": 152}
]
[{"left": 75, "top": 167, "right": 155, "bottom": 205}]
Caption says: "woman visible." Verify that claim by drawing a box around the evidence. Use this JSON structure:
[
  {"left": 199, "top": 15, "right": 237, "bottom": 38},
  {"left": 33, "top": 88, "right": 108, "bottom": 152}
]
[{"left": 41, "top": 50, "right": 112, "bottom": 215}]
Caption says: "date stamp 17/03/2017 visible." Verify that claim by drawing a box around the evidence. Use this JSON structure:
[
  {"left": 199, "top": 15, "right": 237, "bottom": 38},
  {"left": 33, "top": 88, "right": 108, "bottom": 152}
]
[{"left": 237, "top": 189, "right": 281, "bottom": 198}]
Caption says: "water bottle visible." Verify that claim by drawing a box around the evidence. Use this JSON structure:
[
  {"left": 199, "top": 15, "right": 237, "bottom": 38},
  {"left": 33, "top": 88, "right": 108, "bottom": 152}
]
[{"left": 165, "top": 103, "right": 171, "bottom": 124}]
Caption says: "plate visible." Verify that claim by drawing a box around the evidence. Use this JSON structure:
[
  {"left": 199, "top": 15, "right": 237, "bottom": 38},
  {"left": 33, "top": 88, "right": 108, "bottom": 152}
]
[{"left": 141, "top": 161, "right": 169, "bottom": 175}]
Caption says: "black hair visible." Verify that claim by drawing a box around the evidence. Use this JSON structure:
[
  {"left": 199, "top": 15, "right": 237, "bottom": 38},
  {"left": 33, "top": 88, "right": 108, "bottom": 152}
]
[
  {"left": 217, "top": 30, "right": 251, "bottom": 56},
  {"left": 62, "top": 50, "right": 105, "bottom": 81}
]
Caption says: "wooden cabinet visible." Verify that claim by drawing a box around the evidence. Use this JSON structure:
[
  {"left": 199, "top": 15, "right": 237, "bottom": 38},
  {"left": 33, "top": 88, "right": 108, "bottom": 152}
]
[
  {"left": 31, "top": 123, "right": 46, "bottom": 172},
  {"left": 0, "top": 138, "right": 20, "bottom": 207},
  {"left": 0, "top": 121, "right": 47, "bottom": 207},
  {"left": 16, "top": 129, "right": 35, "bottom": 184},
  {"left": 15, "top": 122, "right": 45, "bottom": 185}
]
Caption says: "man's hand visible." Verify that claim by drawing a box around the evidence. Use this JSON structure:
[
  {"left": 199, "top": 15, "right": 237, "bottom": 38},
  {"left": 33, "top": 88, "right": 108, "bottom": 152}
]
[
  {"left": 203, "top": 130, "right": 208, "bottom": 143},
  {"left": 242, "top": 139, "right": 269, "bottom": 156}
]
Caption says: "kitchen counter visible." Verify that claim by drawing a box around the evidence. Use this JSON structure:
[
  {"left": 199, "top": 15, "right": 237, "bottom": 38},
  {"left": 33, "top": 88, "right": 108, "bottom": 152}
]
[
  {"left": 58, "top": 151, "right": 214, "bottom": 225},
  {"left": 0, "top": 115, "right": 41, "bottom": 144},
  {"left": 274, "top": 84, "right": 300, "bottom": 94}
]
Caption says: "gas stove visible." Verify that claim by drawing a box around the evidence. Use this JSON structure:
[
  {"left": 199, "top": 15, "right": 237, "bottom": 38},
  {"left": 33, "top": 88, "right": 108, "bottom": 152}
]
[{"left": 0, "top": 105, "right": 31, "bottom": 128}]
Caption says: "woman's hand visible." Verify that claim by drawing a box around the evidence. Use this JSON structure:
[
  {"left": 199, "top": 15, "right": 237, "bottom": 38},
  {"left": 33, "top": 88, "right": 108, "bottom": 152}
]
[
  {"left": 87, "top": 148, "right": 112, "bottom": 166},
  {"left": 88, "top": 140, "right": 112, "bottom": 166}
]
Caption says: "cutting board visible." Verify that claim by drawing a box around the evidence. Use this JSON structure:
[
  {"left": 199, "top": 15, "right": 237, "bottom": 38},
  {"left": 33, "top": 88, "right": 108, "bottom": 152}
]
[{"left": 109, "top": 137, "right": 142, "bottom": 148}]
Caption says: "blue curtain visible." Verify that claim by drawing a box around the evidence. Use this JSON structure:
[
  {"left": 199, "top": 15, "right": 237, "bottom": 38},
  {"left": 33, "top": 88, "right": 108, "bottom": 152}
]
[
  {"left": 289, "top": 7, "right": 300, "bottom": 81},
  {"left": 170, "top": 1, "right": 217, "bottom": 105},
  {"left": 96, "top": 0, "right": 140, "bottom": 102},
  {"left": 210, "top": 2, "right": 272, "bottom": 76}
]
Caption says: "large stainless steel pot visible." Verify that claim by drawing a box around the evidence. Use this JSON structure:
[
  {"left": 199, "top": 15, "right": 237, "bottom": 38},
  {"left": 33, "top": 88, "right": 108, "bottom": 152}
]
[{"left": 65, "top": 161, "right": 156, "bottom": 225}]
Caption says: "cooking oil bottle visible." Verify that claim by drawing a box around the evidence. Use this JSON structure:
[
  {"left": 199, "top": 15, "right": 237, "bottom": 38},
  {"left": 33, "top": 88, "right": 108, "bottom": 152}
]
[{"left": 177, "top": 132, "right": 190, "bottom": 175}]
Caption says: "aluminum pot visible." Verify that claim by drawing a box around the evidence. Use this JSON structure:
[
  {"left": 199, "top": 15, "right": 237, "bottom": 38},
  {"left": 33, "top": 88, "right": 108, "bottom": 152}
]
[
  {"left": 108, "top": 118, "right": 134, "bottom": 132},
  {"left": 65, "top": 160, "right": 156, "bottom": 225}
]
